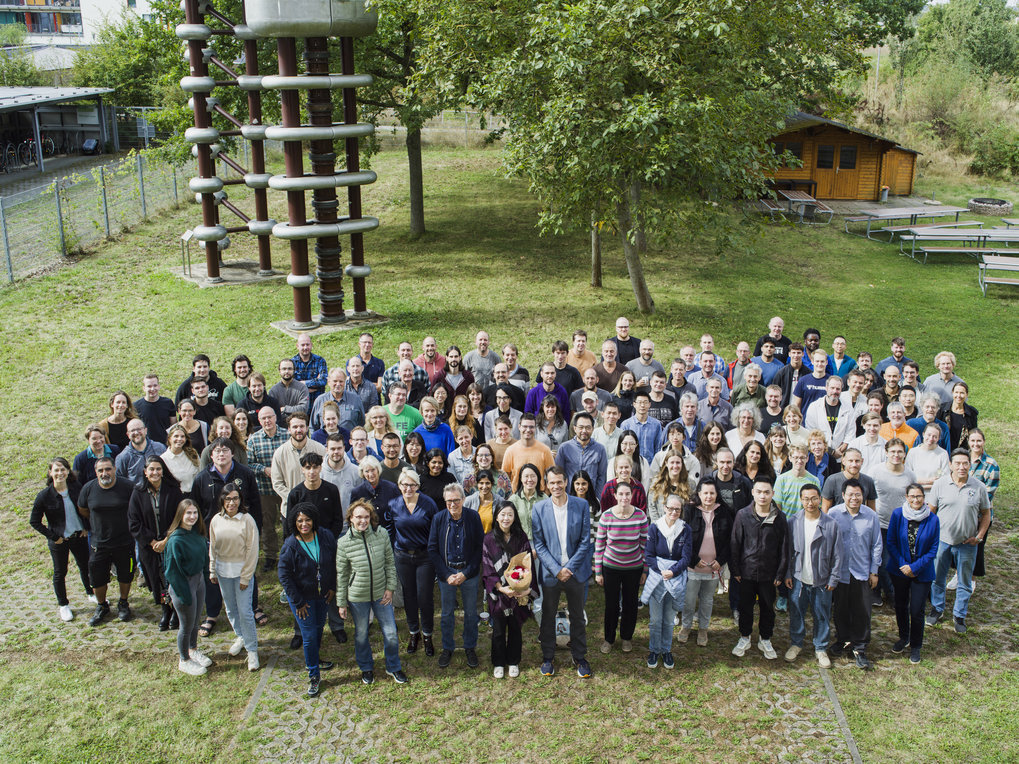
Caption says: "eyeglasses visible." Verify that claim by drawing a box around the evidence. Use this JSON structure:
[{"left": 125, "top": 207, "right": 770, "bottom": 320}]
[
  {"left": 446, "top": 498, "right": 463, "bottom": 505},
  {"left": 398, "top": 483, "right": 416, "bottom": 489},
  {"left": 223, "top": 496, "right": 241, "bottom": 503}
]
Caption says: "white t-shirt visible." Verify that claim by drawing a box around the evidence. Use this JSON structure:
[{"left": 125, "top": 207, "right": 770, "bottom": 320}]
[
  {"left": 800, "top": 516, "right": 820, "bottom": 586},
  {"left": 553, "top": 498, "right": 570, "bottom": 565}
]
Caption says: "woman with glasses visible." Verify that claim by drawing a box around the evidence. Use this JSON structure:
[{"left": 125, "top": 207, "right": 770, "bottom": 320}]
[
  {"left": 644, "top": 492, "right": 692, "bottom": 668},
  {"left": 389, "top": 467, "right": 439, "bottom": 656}
]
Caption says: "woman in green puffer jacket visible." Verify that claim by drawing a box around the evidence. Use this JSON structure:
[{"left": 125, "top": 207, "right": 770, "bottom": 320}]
[{"left": 335, "top": 499, "right": 407, "bottom": 685}]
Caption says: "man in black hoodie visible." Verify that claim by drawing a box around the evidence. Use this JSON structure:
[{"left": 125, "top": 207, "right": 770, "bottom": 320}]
[{"left": 175, "top": 354, "right": 227, "bottom": 405}]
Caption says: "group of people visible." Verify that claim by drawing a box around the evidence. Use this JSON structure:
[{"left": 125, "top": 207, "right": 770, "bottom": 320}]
[{"left": 31, "top": 318, "right": 997, "bottom": 694}]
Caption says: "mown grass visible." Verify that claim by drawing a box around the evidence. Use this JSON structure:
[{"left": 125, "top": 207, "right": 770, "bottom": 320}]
[{"left": 1, "top": 144, "right": 1016, "bottom": 762}]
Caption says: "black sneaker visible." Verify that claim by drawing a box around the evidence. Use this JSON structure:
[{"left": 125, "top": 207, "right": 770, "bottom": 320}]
[
  {"left": 117, "top": 598, "right": 131, "bottom": 622},
  {"left": 871, "top": 592, "right": 883, "bottom": 608},
  {"left": 646, "top": 652, "right": 658, "bottom": 668},
  {"left": 574, "top": 658, "right": 592, "bottom": 678},
  {"left": 361, "top": 670, "right": 374, "bottom": 685},
  {"left": 290, "top": 634, "right": 303, "bottom": 650},
  {"left": 854, "top": 651, "right": 873, "bottom": 670},
  {"left": 333, "top": 629, "right": 348, "bottom": 644},
  {"left": 438, "top": 649, "right": 452, "bottom": 668},
  {"left": 386, "top": 669, "right": 409, "bottom": 684},
  {"left": 828, "top": 642, "right": 844, "bottom": 658},
  {"left": 319, "top": 661, "right": 335, "bottom": 671},
  {"left": 662, "top": 651, "right": 675, "bottom": 669},
  {"left": 540, "top": 660, "right": 555, "bottom": 676},
  {"left": 925, "top": 608, "right": 943, "bottom": 627},
  {"left": 262, "top": 558, "right": 276, "bottom": 573},
  {"left": 465, "top": 648, "right": 479, "bottom": 668},
  {"left": 891, "top": 639, "right": 907, "bottom": 654},
  {"left": 909, "top": 648, "right": 922, "bottom": 664},
  {"left": 307, "top": 678, "right": 320, "bottom": 697},
  {"left": 954, "top": 616, "right": 967, "bottom": 634},
  {"left": 88, "top": 601, "right": 110, "bottom": 627}
]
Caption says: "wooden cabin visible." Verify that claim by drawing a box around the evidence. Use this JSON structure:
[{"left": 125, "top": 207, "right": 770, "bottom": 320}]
[{"left": 768, "top": 112, "right": 918, "bottom": 201}]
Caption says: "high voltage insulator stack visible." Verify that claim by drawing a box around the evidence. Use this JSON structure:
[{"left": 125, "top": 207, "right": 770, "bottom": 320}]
[{"left": 178, "top": 0, "right": 379, "bottom": 329}]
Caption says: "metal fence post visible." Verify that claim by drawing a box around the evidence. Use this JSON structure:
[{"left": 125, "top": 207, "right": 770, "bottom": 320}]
[
  {"left": 55, "top": 184, "right": 66, "bottom": 256},
  {"left": 100, "top": 166, "right": 110, "bottom": 237},
  {"left": 137, "top": 152, "right": 147, "bottom": 219},
  {"left": 172, "top": 164, "right": 179, "bottom": 203},
  {"left": 1, "top": 197, "right": 12, "bottom": 282}
]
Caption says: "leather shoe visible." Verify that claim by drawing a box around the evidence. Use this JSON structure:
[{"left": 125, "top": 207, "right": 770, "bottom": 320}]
[
  {"left": 407, "top": 632, "right": 420, "bottom": 653},
  {"left": 158, "top": 604, "right": 172, "bottom": 632},
  {"left": 423, "top": 634, "right": 435, "bottom": 657},
  {"left": 333, "top": 629, "right": 348, "bottom": 644},
  {"left": 290, "top": 634, "right": 303, "bottom": 650}
]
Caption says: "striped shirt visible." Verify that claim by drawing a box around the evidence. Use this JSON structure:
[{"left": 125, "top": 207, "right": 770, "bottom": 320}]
[
  {"left": 773, "top": 471, "right": 820, "bottom": 517},
  {"left": 594, "top": 508, "right": 649, "bottom": 574}
]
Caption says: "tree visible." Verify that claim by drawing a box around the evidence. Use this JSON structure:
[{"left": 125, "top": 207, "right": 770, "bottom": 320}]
[
  {"left": 0, "top": 24, "right": 47, "bottom": 87},
  {"left": 908, "top": 0, "right": 1019, "bottom": 80},
  {"left": 350, "top": 0, "right": 446, "bottom": 238},
  {"left": 852, "top": 0, "right": 926, "bottom": 46},
  {"left": 419, "top": 0, "right": 864, "bottom": 313}
]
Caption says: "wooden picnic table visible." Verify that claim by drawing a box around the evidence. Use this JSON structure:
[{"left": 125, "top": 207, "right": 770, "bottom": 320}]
[
  {"left": 849, "top": 206, "right": 969, "bottom": 239},
  {"left": 776, "top": 189, "right": 833, "bottom": 223},
  {"left": 899, "top": 227, "right": 1019, "bottom": 263}
]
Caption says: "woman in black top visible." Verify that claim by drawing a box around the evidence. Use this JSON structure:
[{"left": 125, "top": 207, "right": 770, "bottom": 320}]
[
  {"left": 128, "top": 456, "right": 183, "bottom": 630},
  {"left": 418, "top": 448, "right": 457, "bottom": 508},
  {"left": 938, "top": 381, "right": 978, "bottom": 451},
  {"left": 30, "top": 457, "right": 92, "bottom": 622}
]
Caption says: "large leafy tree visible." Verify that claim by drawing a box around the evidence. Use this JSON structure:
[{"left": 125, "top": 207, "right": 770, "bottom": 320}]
[
  {"left": 418, "top": 0, "right": 864, "bottom": 313},
  {"left": 908, "top": 0, "right": 1019, "bottom": 80}
]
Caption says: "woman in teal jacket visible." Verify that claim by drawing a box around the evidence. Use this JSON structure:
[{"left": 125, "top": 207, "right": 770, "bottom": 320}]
[{"left": 164, "top": 499, "right": 211, "bottom": 676}]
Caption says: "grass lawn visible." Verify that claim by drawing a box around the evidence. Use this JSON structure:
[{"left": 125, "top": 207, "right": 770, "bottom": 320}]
[{"left": 0, "top": 145, "right": 1016, "bottom": 763}]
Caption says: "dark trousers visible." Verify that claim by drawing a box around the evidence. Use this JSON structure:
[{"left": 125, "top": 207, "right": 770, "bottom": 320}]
[
  {"left": 833, "top": 578, "right": 873, "bottom": 652},
  {"left": 539, "top": 575, "right": 588, "bottom": 662},
  {"left": 877, "top": 528, "right": 894, "bottom": 598},
  {"left": 394, "top": 548, "right": 435, "bottom": 635},
  {"left": 892, "top": 576, "right": 930, "bottom": 649},
  {"left": 974, "top": 520, "right": 991, "bottom": 577},
  {"left": 728, "top": 576, "right": 740, "bottom": 614},
  {"left": 602, "top": 565, "right": 642, "bottom": 643},
  {"left": 737, "top": 578, "right": 777, "bottom": 639},
  {"left": 48, "top": 535, "right": 92, "bottom": 606},
  {"left": 137, "top": 545, "right": 166, "bottom": 606},
  {"left": 490, "top": 613, "right": 522, "bottom": 668}
]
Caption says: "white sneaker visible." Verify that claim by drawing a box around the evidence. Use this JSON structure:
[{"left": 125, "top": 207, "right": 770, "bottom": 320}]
[
  {"left": 673, "top": 614, "right": 680, "bottom": 626},
  {"left": 229, "top": 637, "right": 245, "bottom": 656},
  {"left": 946, "top": 574, "right": 958, "bottom": 591},
  {"left": 190, "top": 649, "right": 213, "bottom": 668},
  {"left": 732, "top": 636, "right": 751, "bottom": 657},
  {"left": 493, "top": 666, "right": 505, "bottom": 679},
  {"left": 86, "top": 594, "right": 98, "bottom": 605},
  {"left": 816, "top": 650, "right": 832, "bottom": 668},
  {"left": 179, "top": 658, "right": 206, "bottom": 676},
  {"left": 247, "top": 652, "right": 260, "bottom": 671},
  {"left": 758, "top": 639, "right": 777, "bottom": 660},
  {"left": 508, "top": 665, "right": 519, "bottom": 678},
  {"left": 58, "top": 605, "right": 74, "bottom": 622},
  {"left": 784, "top": 645, "right": 801, "bottom": 662}
]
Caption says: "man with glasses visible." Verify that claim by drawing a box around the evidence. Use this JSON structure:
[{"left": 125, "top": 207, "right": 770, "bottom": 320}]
[
  {"left": 247, "top": 407, "right": 288, "bottom": 570},
  {"left": 483, "top": 386, "right": 523, "bottom": 440},
  {"left": 428, "top": 483, "right": 484, "bottom": 669},
  {"left": 555, "top": 413, "right": 607, "bottom": 499},
  {"left": 78, "top": 457, "right": 136, "bottom": 626},
  {"left": 784, "top": 484, "right": 842, "bottom": 668},
  {"left": 115, "top": 420, "right": 166, "bottom": 483}
]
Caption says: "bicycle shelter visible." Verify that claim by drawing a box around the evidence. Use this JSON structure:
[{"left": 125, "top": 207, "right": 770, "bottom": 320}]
[{"left": 0, "top": 86, "right": 114, "bottom": 174}]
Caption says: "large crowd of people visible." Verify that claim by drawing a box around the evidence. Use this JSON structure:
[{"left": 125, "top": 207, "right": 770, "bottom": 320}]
[{"left": 30, "top": 318, "right": 998, "bottom": 696}]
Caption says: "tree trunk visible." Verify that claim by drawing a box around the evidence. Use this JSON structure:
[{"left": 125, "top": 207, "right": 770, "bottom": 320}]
[
  {"left": 590, "top": 210, "right": 602, "bottom": 288},
  {"left": 617, "top": 179, "right": 655, "bottom": 314},
  {"left": 406, "top": 126, "right": 425, "bottom": 237}
]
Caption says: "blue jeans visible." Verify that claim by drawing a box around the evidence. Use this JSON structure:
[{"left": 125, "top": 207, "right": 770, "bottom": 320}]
[
  {"left": 217, "top": 575, "right": 258, "bottom": 654},
  {"left": 931, "top": 541, "right": 977, "bottom": 618},
  {"left": 788, "top": 579, "right": 832, "bottom": 651},
  {"left": 349, "top": 599, "right": 402, "bottom": 673},
  {"left": 648, "top": 593, "right": 679, "bottom": 654},
  {"left": 438, "top": 574, "right": 480, "bottom": 652},
  {"left": 289, "top": 597, "right": 326, "bottom": 679}
]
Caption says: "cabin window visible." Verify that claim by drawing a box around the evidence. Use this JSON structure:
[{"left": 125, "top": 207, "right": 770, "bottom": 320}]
[
  {"left": 771, "top": 141, "right": 803, "bottom": 167},
  {"left": 839, "top": 145, "right": 858, "bottom": 170},
  {"left": 816, "top": 145, "right": 835, "bottom": 169}
]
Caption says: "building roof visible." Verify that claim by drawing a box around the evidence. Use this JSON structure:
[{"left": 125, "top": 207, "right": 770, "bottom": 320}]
[
  {"left": 0, "top": 86, "right": 113, "bottom": 114},
  {"left": 780, "top": 111, "right": 919, "bottom": 155},
  {"left": 18, "top": 45, "right": 80, "bottom": 72}
]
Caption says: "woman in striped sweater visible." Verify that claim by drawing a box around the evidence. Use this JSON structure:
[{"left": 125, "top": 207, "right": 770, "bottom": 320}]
[{"left": 594, "top": 482, "right": 648, "bottom": 654}]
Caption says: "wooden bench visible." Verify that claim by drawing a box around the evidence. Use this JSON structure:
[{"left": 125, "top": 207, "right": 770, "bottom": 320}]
[
  {"left": 801, "top": 199, "right": 834, "bottom": 225},
  {"left": 1000, "top": 218, "right": 1019, "bottom": 228},
  {"left": 979, "top": 254, "right": 1019, "bottom": 295},
  {"left": 757, "top": 197, "right": 786, "bottom": 221},
  {"left": 915, "top": 247, "right": 1017, "bottom": 265},
  {"left": 879, "top": 220, "right": 983, "bottom": 240}
]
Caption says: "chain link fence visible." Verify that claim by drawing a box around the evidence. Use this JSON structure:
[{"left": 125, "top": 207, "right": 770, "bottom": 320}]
[{"left": 1, "top": 153, "right": 195, "bottom": 282}]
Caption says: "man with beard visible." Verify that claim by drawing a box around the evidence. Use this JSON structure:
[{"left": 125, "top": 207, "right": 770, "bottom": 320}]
[
  {"left": 292, "top": 333, "right": 328, "bottom": 406},
  {"left": 222, "top": 354, "right": 253, "bottom": 416},
  {"left": 270, "top": 358, "right": 310, "bottom": 417},
  {"left": 115, "top": 420, "right": 166, "bottom": 483},
  {"left": 271, "top": 412, "right": 327, "bottom": 520},
  {"left": 463, "top": 330, "right": 501, "bottom": 391}
]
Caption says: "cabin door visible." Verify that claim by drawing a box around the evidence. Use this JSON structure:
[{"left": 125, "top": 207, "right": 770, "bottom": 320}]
[{"left": 814, "top": 144, "right": 861, "bottom": 199}]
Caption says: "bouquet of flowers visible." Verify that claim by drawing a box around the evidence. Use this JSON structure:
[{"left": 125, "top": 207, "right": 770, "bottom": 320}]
[{"left": 502, "top": 551, "right": 532, "bottom": 605}]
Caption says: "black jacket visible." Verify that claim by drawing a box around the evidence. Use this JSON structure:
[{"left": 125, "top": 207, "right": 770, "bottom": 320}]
[
  {"left": 175, "top": 370, "right": 227, "bottom": 405},
  {"left": 729, "top": 502, "right": 790, "bottom": 582},
  {"left": 937, "top": 402, "right": 979, "bottom": 450},
  {"left": 428, "top": 508, "right": 485, "bottom": 581},
  {"left": 127, "top": 481, "right": 183, "bottom": 547},
  {"left": 278, "top": 528, "right": 337, "bottom": 609},
  {"left": 191, "top": 462, "right": 261, "bottom": 529},
  {"left": 30, "top": 482, "right": 84, "bottom": 542},
  {"left": 682, "top": 500, "right": 735, "bottom": 569}
]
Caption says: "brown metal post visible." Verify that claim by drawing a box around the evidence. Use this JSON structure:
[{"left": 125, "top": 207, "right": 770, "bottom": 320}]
[
  {"left": 306, "top": 36, "right": 345, "bottom": 323},
  {"left": 184, "top": 0, "right": 221, "bottom": 282},
  {"left": 243, "top": 8, "right": 273, "bottom": 276},
  {"left": 340, "top": 36, "right": 367, "bottom": 314},
  {"left": 278, "top": 36, "right": 314, "bottom": 327}
]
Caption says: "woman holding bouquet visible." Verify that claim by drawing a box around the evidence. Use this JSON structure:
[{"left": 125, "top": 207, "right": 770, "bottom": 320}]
[{"left": 481, "top": 501, "right": 536, "bottom": 678}]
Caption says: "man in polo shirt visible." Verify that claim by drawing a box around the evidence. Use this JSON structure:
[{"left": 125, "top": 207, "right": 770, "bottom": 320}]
[
  {"left": 926, "top": 449, "right": 991, "bottom": 634},
  {"left": 357, "top": 332, "right": 386, "bottom": 390},
  {"left": 78, "top": 457, "right": 136, "bottom": 626},
  {"left": 115, "top": 419, "right": 166, "bottom": 483}
]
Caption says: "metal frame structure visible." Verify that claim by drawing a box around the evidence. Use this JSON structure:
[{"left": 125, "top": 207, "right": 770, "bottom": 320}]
[{"left": 178, "top": 0, "right": 378, "bottom": 329}]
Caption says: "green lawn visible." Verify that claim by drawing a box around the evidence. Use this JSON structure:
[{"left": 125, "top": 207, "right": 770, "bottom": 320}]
[{"left": 1, "top": 145, "right": 1015, "bottom": 762}]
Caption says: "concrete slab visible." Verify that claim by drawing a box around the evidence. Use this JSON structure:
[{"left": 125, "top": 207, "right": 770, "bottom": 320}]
[
  {"left": 270, "top": 310, "right": 390, "bottom": 337},
  {"left": 173, "top": 258, "right": 285, "bottom": 287}
]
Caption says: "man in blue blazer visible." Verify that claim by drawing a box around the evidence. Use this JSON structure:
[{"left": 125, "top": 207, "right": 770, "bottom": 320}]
[{"left": 531, "top": 466, "right": 593, "bottom": 678}]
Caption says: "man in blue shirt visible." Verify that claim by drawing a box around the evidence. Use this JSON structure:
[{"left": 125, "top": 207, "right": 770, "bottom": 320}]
[
  {"left": 874, "top": 337, "right": 912, "bottom": 383},
  {"left": 791, "top": 350, "right": 831, "bottom": 418},
  {"left": 555, "top": 413, "right": 608, "bottom": 499},
  {"left": 621, "top": 390, "right": 664, "bottom": 458},
  {"left": 311, "top": 368, "right": 366, "bottom": 432},
  {"left": 828, "top": 479, "right": 882, "bottom": 669},
  {"left": 293, "top": 333, "right": 328, "bottom": 406}
]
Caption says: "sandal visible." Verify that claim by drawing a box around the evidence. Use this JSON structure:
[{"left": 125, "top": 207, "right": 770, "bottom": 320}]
[
  {"left": 254, "top": 608, "right": 268, "bottom": 627},
  {"left": 198, "top": 617, "right": 216, "bottom": 637}
]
